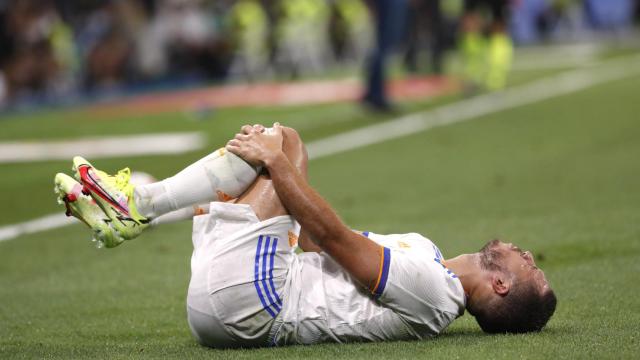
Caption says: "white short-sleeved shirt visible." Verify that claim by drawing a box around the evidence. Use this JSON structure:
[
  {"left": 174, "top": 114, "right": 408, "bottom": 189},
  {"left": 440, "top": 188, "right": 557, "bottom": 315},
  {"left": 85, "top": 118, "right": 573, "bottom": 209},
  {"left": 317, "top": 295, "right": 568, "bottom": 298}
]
[{"left": 270, "top": 231, "right": 466, "bottom": 345}]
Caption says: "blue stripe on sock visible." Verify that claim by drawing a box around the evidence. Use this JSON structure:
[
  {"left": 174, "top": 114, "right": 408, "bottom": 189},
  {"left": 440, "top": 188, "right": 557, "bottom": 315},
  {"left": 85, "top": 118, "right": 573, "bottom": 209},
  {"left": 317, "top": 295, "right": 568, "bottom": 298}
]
[
  {"left": 268, "top": 238, "right": 282, "bottom": 306},
  {"left": 254, "top": 235, "right": 276, "bottom": 318},
  {"left": 261, "top": 236, "right": 281, "bottom": 314}
]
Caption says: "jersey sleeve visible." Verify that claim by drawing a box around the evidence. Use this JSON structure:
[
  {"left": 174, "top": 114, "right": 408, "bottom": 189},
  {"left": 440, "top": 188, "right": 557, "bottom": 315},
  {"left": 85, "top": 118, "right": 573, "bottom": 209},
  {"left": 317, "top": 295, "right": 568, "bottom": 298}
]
[{"left": 371, "top": 247, "right": 463, "bottom": 326}]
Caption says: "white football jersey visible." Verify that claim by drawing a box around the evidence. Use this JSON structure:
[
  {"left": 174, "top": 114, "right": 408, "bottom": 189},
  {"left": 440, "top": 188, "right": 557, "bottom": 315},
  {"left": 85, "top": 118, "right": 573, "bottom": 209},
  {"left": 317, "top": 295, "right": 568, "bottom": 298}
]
[{"left": 270, "top": 232, "right": 466, "bottom": 345}]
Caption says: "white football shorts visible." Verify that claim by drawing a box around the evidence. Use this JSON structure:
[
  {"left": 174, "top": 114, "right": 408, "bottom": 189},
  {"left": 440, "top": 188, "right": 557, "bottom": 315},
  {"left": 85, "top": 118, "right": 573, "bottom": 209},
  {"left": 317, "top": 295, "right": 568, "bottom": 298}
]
[{"left": 186, "top": 202, "right": 296, "bottom": 348}]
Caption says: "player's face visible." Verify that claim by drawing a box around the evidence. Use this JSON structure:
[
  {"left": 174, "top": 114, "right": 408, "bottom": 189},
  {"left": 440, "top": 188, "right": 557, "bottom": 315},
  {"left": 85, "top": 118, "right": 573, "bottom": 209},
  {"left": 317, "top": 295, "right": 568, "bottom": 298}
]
[{"left": 480, "top": 240, "right": 550, "bottom": 293}]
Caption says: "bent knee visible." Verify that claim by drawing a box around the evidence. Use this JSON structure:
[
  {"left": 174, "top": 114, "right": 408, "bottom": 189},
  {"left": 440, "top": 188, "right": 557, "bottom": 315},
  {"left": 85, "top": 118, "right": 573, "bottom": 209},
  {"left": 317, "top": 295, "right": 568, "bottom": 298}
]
[
  {"left": 282, "top": 127, "right": 308, "bottom": 175},
  {"left": 282, "top": 126, "right": 301, "bottom": 145}
]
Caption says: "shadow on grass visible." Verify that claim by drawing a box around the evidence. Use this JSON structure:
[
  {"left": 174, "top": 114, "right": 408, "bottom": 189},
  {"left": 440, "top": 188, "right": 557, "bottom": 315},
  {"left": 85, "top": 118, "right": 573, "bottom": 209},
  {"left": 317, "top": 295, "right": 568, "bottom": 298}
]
[{"left": 437, "top": 322, "right": 573, "bottom": 342}]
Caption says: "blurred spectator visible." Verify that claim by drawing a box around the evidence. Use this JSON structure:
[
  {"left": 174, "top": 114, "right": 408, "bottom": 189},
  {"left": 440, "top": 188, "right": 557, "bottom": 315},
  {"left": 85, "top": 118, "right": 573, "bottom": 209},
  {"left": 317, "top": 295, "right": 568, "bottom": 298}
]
[
  {"left": 404, "top": 0, "right": 457, "bottom": 75},
  {"left": 135, "top": 0, "right": 229, "bottom": 83},
  {"left": 331, "top": 0, "right": 373, "bottom": 65},
  {"left": 1, "top": 0, "right": 639, "bottom": 111},
  {"left": 534, "top": 0, "right": 578, "bottom": 41},
  {"left": 0, "top": 0, "right": 73, "bottom": 103},
  {"left": 584, "top": 0, "right": 635, "bottom": 30},
  {"left": 460, "top": 0, "right": 513, "bottom": 92},
  {"left": 81, "top": 1, "right": 139, "bottom": 90},
  {"left": 226, "top": 0, "right": 270, "bottom": 81},
  {"left": 362, "top": 0, "right": 408, "bottom": 112},
  {"left": 273, "top": 0, "right": 332, "bottom": 78}
]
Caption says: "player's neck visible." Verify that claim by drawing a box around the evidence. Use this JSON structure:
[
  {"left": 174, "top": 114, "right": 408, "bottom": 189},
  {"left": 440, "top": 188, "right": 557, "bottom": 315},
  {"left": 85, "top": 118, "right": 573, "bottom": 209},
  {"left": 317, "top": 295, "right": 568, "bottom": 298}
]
[{"left": 443, "top": 253, "right": 485, "bottom": 298}]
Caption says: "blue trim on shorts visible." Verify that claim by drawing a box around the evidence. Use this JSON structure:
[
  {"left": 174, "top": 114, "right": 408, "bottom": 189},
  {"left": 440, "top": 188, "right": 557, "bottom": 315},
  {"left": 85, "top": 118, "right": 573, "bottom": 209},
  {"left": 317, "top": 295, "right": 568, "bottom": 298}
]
[
  {"left": 253, "top": 235, "right": 283, "bottom": 318},
  {"left": 268, "top": 238, "right": 282, "bottom": 306},
  {"left": 261, "top": 236, "right": 281, "bottom": 313},
  {"left": 254, "top": 236, "right": 276, "bottom": 318}
]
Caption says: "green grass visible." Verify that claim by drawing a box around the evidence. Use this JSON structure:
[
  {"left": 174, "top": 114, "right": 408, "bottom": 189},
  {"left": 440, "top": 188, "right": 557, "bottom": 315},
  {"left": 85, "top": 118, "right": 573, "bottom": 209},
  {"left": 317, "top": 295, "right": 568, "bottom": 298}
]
[{"left": 1, "top": 54, "right": 640, "bottom": 359}]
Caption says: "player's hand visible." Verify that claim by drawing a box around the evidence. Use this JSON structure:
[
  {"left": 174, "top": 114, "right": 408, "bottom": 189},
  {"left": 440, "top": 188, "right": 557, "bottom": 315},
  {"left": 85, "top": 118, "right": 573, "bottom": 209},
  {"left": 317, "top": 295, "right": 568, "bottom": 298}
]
[
  {"left": 226, "top": 123, "right": 284, "bottom": 167},
  {"left": 240, "top": 124, "right": 266, "bottom": 135}
]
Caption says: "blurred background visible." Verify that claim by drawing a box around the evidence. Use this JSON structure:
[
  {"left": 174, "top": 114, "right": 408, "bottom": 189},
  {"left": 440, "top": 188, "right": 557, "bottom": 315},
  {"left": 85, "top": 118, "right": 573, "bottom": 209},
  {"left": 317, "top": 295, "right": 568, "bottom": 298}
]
[
  {"left": 2, "top": 1, "right": 640, "bottom": 358},
  {"left": 0, "top": 0, "right": 638, "bottom": 111}
]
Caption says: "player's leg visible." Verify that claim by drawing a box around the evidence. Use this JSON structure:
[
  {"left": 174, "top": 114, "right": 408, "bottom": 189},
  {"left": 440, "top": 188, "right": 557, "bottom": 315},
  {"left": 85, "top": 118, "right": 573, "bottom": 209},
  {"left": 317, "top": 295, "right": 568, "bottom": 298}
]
[
  {"left": 187, "top": 126, "right": 307, "bottom": 348},
  {"left": 151, "top": 127, "right": 307, "bottom": 225},
  {"left": 133, "top": 148, "right": 259, "bottom": 218},
  {"left": 71, "top": 148, "right": 260, "bottom": 241}
]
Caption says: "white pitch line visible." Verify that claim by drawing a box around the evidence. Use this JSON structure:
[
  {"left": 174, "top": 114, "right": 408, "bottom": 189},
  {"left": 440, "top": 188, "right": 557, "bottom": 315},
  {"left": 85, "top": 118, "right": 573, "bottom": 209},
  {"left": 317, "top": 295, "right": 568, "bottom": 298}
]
[
  {"left": 307, "top": 54, "right": 640, "bottom": 160},
  {"left": 1, "top": 54, "right": 640, "bottom": 243},
  {"left": 511, "top": 42, "right": 601, "bottom": 71},
  {"left": 0, "top": 213, "right": 75, "bottom": 242},
  {"left": 0, "top": 132, "right": 206, "bottom": 163}
]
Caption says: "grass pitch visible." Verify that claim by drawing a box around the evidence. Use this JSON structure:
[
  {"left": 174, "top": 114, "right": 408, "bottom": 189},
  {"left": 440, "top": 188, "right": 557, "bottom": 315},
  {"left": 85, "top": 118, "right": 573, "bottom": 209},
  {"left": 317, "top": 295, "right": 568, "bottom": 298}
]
[{"left": 1, "top": 54, "right": 639, "bottom": 359}]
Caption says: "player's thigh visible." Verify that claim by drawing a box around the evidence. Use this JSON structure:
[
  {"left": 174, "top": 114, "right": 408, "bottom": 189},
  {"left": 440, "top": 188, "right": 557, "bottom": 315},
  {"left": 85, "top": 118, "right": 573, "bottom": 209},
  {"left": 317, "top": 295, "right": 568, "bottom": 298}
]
[{"left": 188, "top": 204, "right": 295, "bottom": 347}]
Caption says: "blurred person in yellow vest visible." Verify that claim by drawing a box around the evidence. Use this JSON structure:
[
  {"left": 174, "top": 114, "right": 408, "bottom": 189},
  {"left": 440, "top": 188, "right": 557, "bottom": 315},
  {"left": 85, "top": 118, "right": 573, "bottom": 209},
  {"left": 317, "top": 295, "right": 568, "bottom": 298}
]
[
  {"left": 274, "top": 0, "right": 331, "bottom": 76},
  {"left": 227, "top": 0, "right": 270, "bottom": 80},
  {"left": 460, "top": 0, "right": 513, "bottom": 92}
]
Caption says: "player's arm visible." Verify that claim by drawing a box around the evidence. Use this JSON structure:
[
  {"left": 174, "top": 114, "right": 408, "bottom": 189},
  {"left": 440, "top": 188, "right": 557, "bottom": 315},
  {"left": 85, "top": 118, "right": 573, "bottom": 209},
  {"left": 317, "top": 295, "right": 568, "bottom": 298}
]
[
  {"left": 239, "top": 124, "right": 321, "bottom": 253},
  {"left": 298, "top": 228, "right": 323, "bottom": 253},
  {"left": 226, "top": 124, "right": 383, "bottom": 291}
]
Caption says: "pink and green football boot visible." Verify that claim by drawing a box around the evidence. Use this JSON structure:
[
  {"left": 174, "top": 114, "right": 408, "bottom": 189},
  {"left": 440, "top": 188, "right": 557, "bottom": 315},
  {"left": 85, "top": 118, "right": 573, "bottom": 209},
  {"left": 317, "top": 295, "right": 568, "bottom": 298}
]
[
  {"left": 54, "top": 173, "right": 122, "bottom": 248},
  {"left": 72, "top": 156, "right": 150, "bottom": 241}
]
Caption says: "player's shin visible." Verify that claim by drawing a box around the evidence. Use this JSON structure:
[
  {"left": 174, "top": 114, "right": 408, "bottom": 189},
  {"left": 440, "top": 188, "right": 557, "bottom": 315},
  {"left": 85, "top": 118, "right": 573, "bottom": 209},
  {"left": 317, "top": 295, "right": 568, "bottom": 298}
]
[{"left": 134, "top": 148, "right": 258, "bottom": 218}]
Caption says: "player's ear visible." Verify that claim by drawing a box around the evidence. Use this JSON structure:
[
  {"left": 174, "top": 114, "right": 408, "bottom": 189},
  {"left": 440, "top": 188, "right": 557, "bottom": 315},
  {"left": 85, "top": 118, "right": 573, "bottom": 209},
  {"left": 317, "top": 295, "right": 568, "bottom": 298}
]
[{"left": 491, "top": 272, "right": 511, "bottom": 296}]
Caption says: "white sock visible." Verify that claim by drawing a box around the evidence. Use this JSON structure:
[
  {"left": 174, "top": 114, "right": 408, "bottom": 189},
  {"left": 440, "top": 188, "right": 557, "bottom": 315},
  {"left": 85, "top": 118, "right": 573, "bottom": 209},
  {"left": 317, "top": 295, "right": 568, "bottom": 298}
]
[
  {"left": 134, "top": 149, "right": 258, "bottom": 218},
  {"left": 149, "top": 204, "right": 209, "bottom": 227}
]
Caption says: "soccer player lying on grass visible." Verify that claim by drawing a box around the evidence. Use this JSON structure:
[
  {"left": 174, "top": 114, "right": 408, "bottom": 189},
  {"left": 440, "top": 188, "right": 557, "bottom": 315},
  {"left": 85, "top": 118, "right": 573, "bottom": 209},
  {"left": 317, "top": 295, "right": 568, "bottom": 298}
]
[{"left": 53, "top": 124, "right": 556, "bottom": 347}]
